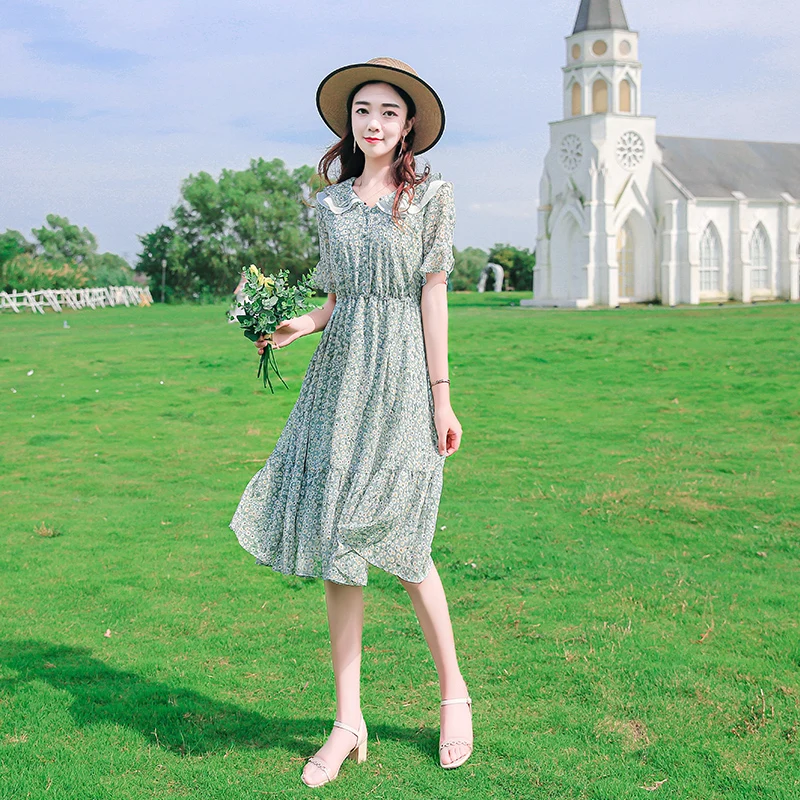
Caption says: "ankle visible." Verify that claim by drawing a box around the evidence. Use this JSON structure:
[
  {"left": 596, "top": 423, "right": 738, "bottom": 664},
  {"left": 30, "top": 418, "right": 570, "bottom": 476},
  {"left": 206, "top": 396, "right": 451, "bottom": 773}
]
[
  {"left": 334, "top": 709, "right": 363, "bottom": 729},
  {"left": 439, "top": 674, "right": 468, "bottom": 700}
]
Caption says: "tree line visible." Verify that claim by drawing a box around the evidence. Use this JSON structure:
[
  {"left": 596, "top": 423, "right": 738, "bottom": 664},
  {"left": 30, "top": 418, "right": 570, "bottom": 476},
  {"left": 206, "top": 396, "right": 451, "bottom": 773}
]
[
  {"left": 2, "top": 157, "right": 534, "bottom": 299},
  {"left": 0, "top": 217, "right": 134, "bottom": 292}
]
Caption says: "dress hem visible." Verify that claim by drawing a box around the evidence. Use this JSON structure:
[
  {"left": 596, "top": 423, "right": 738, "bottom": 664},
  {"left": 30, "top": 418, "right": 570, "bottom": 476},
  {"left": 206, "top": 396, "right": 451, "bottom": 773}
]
[{"left": 228, "top": 521, "right": 434, "bottom": 587}]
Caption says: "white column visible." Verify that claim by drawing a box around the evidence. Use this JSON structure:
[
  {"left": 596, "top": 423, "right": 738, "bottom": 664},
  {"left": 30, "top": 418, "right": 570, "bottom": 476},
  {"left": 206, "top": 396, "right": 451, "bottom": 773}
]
[
  {"left": 778, "top": 193, "right": 796, "bottom": 300},
  {"left": 660, "top": 200, "right": 678, "bottom": 306},
  {"left": 731, "top": 192, "right": 750, "bottom": 303},
  {"left": 534, "top": 205, "right": 552, "bottom": 300},
  {"left": 587, "top": 160, "right": 600, "bottom": 304},
  {"left": 686, "top": 201, "right": 700, "bottom": 305}
]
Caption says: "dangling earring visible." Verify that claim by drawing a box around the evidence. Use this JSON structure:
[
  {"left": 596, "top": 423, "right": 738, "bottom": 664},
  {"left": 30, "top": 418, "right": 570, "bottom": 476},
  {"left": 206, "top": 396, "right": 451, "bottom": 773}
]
[{"left": 353, "top": 137, "right": 357, "bottom": 154}]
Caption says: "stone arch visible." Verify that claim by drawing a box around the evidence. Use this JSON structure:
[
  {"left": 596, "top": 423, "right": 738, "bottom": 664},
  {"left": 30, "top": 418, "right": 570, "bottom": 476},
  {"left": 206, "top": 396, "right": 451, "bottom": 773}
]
[
  {"left": 619, "top": 78, "right": 632, "bottom": 113},
  {"left": 477, "top": 263, "right": 505, "bottom": 292},
  {"left": 750, "top": 223, "right": 771, "bottom": 291},
  {"left": 699, "top": 222, "right": 722, "bottom": 293},
  {"left": 550, "top": 211, "right": 587, "bottom": 301},
  {"left": 592, "top": 79, "right": 608, "bottom": 114},
  {"left": 615, "top": 210, "right": 655, "bottom": 302},
  {"left": 571, "top": 81, "right": 582, "bottom": 116}
]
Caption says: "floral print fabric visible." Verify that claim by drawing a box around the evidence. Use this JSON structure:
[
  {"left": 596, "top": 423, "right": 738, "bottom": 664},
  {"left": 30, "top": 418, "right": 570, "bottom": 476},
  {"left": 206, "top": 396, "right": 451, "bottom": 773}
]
[{"left": 229, "top": 171, "right": 455, "bottom": 585}]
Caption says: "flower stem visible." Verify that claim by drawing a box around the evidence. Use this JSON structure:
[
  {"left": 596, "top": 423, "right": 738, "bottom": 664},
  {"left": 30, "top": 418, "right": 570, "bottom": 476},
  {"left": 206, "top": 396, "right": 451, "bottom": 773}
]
[{"left": 256, "top": 345, "right": 289, "bottom": 393}]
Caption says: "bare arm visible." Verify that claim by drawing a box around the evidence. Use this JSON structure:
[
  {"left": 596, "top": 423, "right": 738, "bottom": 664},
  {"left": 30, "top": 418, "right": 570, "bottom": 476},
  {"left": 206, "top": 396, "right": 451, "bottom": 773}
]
[
  {"left": 297, "top": 293, "right": 337, "bottom": 335},
  {"left": 421, "top": 276, "right": 450, "bottom": 410},
  {"left": 418, "top": 180, "right": 461, "bottom": 456},
  {"left": 256, "top": 293, "right": 336, "bottom": 353}
]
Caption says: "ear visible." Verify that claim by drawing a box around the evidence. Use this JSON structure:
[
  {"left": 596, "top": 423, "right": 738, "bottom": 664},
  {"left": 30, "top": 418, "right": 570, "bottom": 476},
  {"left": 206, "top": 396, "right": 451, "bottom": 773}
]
[{"left": 404, "top": 117, "right": 415, "bottom": 136}]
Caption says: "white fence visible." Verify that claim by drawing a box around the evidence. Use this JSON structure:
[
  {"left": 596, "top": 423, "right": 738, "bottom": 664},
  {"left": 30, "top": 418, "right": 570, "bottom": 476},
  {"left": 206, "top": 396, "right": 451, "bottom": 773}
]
[{"left": 0, "top": 286, "right": 153, "bottom": 314}]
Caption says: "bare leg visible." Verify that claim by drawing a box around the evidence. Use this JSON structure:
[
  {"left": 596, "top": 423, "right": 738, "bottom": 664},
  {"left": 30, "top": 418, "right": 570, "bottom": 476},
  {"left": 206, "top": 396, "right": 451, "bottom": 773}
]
[
  {"left": 301, "top": 579, "right": 364, "bottom": 785},
  {"left": 398, "top": 562, "right": 472, "bottom": 766}
]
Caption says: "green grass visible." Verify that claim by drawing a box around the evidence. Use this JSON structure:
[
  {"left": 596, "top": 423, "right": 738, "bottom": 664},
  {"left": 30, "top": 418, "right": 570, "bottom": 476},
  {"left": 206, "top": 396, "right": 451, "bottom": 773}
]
[{"left": 0, "top": 295, "right": 798, "bottom": 799}]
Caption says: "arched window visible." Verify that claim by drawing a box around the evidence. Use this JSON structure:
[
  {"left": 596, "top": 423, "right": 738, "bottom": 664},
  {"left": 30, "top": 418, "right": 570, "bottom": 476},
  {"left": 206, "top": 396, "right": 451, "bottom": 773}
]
[
  {"left": 699, "top": 223, "right": 722, "bottom": 292},
  {"left": 592, "top": 79, "right": 608, "bottom": 114},
  {"left": 750, "top": 224, "right": 771, "bottom": 291},
  {"left": 571, "top": 82, "right": 582, "bottom": 116},
  {"left": 617, "top": 221, "right": 635, "bottom": 298},
  {"left": 619, "top": 79, "right": 632, "bottom": 113}
]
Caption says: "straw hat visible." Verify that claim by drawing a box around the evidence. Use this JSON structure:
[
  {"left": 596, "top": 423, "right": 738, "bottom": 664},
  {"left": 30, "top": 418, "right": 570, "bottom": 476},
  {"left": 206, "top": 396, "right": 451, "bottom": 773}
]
[{"left": 316, "top": 56, "right": 446, "bottom": 155}]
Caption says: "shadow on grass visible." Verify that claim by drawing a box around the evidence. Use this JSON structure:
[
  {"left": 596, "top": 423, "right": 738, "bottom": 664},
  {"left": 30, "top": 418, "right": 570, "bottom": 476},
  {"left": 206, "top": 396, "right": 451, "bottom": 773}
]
[{"left": 1, "top": 640, "right": 431, "bottom": 758}]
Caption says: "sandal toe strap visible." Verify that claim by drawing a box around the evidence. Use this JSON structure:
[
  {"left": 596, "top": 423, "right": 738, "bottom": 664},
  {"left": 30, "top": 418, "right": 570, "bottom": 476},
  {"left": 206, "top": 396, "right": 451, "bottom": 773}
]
[
  {"left": 306, "top": 756, "right": 333, "bottom": 781},
  {"left": 439, "top": 738, "right": 473, "bottom": 751}
]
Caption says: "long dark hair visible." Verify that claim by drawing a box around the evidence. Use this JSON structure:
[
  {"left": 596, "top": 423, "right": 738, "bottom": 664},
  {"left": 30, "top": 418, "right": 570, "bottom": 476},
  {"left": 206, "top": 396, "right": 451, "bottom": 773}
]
[{"left": 317, "top": 80, "right": 431, "bottom": 226}]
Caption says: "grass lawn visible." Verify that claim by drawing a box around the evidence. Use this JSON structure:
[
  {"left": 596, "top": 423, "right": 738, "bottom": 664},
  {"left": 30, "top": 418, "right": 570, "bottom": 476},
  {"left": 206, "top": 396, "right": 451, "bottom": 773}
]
[{"left": 0, "top": 294, "right": 798, "bottom": 799}]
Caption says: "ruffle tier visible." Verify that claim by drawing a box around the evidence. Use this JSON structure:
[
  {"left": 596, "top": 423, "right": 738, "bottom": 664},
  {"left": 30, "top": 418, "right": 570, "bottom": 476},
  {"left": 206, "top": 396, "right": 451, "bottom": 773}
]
[{"left": 229, "top": 455, "right": 442, "bottom": 585}]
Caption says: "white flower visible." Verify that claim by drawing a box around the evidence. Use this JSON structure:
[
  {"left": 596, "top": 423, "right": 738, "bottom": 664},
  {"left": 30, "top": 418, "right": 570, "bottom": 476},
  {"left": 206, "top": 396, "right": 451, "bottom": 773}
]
[{"left": 27, "top": 370, "right": 34, "bottom": 376}]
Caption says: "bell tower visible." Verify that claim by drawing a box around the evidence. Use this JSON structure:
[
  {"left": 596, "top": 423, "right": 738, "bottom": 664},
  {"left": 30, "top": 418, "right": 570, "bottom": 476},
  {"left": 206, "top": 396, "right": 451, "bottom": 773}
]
[
  {"left": 526, "top": 0, "right": 659, "bottom": 309},
  {"left": 564, "top": 0, "right": 642, "bottom": 120}
]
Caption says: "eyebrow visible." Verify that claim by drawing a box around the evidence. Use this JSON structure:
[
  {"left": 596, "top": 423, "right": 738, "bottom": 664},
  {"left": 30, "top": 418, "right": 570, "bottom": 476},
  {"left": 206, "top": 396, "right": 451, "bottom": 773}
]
[{"left": 354, "top": 100, "right": 401, "bottom": 108}]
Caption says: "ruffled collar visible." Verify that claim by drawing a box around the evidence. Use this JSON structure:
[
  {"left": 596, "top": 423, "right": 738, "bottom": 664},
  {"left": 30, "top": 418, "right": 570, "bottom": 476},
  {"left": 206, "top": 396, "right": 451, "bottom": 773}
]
[{"left": 317, "top": 172, "right": 446, "bottom": 217}]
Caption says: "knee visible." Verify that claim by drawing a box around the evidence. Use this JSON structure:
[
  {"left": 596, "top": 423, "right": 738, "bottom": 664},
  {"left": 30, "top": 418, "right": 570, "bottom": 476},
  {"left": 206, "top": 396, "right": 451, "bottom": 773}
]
[{"left": 397, "top": 575, "right": 421, "bottom": 594}]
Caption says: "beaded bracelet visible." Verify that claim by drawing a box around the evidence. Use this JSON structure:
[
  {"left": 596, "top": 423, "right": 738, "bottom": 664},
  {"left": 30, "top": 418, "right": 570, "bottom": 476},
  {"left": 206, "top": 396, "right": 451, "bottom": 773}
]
[{"left": 431, "top": 379, "right": 450, "bottom": 387}]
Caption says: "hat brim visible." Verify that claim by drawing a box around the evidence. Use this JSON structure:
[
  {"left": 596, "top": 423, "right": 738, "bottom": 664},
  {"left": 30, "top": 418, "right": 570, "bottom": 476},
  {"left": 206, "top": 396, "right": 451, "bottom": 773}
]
[{"left": 316, "top": 62, "right": 445, "bottom": 155}]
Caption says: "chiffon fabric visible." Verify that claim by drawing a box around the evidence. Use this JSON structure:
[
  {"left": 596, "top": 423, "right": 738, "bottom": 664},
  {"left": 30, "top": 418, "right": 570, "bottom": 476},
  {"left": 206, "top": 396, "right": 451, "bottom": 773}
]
[{"left": 229, "top": 171, "right": 455, "bottom": 585}]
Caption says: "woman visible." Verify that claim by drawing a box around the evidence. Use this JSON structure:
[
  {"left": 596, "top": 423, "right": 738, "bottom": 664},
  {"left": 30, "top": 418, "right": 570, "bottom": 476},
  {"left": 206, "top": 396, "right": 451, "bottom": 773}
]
[{"left": 229, "top": 56, "right": 472, "bottom": 787}]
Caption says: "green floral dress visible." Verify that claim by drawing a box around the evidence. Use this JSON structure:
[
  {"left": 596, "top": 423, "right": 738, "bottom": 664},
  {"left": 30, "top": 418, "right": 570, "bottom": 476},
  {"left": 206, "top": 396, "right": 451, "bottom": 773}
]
[{"left": 229, "top": 171, "right": 456, "bottom": 586}]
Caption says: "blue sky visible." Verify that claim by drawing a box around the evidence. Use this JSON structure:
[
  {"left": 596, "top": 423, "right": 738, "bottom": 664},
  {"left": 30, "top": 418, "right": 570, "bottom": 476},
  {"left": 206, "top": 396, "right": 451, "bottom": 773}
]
[{"left": 1, "top": 0, "right": 798, "bottom": 263}]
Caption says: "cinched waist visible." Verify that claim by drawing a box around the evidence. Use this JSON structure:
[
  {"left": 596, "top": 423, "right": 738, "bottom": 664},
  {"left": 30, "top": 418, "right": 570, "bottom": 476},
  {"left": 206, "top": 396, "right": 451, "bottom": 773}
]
[{"left": 333, "top": 293, "right": 420, "bottom": 303}]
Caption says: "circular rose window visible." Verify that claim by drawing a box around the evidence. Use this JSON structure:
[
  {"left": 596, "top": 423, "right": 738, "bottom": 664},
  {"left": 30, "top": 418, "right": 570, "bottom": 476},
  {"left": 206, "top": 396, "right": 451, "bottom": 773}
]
[
  {"left": 592, "top": 40, "right": 608, "bottom": 56},
  {"left": 616, "top": 131, "right": 645, "bottom": 170},
  {"left": 559, "top": 134, "right": 584, "bottom": 173}
]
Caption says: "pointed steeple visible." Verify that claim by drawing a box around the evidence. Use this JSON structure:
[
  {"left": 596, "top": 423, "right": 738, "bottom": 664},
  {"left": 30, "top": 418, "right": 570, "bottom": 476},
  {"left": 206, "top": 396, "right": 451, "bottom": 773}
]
[{"left": 573, "top": 0, "right": 629, "bottom": 33}]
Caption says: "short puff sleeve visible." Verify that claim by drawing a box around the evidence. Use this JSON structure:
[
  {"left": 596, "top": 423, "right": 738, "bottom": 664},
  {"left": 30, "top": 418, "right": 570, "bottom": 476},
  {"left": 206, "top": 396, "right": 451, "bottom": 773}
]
[
  {"left": 419, "top": 181, "right": 456, "bottom": 286},
  {"left": 310, "top": 205, "right": 336, "bottom": 294}
]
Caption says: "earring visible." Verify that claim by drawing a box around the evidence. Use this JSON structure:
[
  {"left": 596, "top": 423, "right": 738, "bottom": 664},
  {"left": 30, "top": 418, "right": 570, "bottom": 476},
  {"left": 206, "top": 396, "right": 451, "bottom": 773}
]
[{"left": 353, "top": 137, "right": 357, "bottom": 154}]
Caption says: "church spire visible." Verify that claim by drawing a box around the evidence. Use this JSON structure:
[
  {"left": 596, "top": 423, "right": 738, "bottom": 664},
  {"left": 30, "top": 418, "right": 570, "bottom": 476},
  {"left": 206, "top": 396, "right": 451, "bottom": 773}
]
[{"left": 572, "top": 0, "right": 629, "bottom": 33}]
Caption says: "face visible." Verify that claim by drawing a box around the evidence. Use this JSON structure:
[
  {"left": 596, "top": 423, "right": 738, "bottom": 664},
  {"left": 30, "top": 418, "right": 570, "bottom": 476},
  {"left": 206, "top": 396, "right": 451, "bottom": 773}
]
[{"left": 351, "top": 82, "right": 414, "bottom": 162}]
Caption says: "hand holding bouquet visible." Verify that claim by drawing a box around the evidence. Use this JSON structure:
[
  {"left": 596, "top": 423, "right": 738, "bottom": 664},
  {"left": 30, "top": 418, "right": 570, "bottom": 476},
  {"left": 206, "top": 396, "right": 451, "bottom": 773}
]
[{"left": 227, "top": 265, "right": 317, "bottom": 393}]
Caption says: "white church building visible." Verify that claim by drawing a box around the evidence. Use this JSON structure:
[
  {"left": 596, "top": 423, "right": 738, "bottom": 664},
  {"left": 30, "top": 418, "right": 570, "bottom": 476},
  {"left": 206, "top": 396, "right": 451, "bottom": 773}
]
[{"left": 524, "top": 0, "right": 800, "bottom": 308}]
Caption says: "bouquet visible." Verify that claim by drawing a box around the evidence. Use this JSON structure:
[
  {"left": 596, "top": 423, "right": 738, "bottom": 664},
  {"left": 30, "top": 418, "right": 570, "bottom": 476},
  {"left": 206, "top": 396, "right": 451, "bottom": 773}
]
[{"left": 227, "top": 265, "right": 317, "bottom": 392}]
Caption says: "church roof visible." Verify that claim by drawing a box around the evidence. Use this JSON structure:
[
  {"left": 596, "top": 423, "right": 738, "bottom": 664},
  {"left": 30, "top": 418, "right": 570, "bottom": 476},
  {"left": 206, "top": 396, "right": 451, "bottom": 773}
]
[
  {"left": 572, "top": 0, "right": 629, "bottom": 33},
  {"left": 657, "top": 135, "right": 800, "bottom": 200}
]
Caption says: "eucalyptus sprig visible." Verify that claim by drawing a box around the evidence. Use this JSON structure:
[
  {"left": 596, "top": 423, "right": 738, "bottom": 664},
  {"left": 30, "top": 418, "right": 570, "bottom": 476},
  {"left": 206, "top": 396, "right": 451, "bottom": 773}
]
[{"left": 227, "top": 265, "right": 317, "bottom": 393}]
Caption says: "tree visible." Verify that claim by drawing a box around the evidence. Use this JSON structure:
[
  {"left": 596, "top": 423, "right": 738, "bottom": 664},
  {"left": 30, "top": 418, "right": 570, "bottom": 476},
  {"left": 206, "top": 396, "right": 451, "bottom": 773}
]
[
  {"left": 488, "top": 244, "right": 536, "bottom": 291},
  {"left": 0, "top": 219, "right": 133, "bottom": 291},
  {"left": 32, "top": 215, "right": 97, "bottom": 264},
  {"left": 138, "top": 158, "right": 320, "bottom": 301},
  {"left": 0, "top": 230, "right": 34, "bottom": 269},
  {"left": 451, "top": 246, "right": 489, "bottom": 291},
  {"left": 90, "top": 252, "right": 135, "bottom": 287}
]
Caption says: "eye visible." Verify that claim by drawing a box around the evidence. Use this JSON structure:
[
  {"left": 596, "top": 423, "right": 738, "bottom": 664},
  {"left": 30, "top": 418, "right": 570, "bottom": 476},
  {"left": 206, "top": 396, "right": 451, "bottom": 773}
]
[{"left": 384, "top": 110, "right": 397, "bottom": 117}]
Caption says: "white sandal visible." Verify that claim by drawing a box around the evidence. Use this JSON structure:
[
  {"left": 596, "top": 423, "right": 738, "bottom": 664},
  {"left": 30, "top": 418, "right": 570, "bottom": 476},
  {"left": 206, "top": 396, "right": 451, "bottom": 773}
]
[
  {"left": 439, "top": 696, "right": 473, "bottom": 769},
  {"left": 301, "top": 716, "right": 368, "bottom": 787}
]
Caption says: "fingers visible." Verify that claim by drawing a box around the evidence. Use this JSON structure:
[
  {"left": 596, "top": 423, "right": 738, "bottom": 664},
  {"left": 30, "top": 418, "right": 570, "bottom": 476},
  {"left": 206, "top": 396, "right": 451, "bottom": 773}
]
[{"left": 443, "top": 427, "right": 462, "bottom": 456}]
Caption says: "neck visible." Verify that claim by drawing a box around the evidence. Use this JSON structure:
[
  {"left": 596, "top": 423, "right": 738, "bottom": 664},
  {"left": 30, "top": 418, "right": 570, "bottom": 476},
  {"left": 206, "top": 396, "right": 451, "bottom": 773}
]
[{"left": 357, "top": 155, "right": 396, "bottom": 187}]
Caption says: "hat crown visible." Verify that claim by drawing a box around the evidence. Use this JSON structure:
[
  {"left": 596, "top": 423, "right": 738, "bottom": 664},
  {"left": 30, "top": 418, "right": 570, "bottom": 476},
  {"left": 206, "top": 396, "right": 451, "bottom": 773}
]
[
  {"left": 315, "top": 56, "right": 445, "bottom": 155},
  {"left": 365, "top": 57, "right": 419, "bottom": 77}
]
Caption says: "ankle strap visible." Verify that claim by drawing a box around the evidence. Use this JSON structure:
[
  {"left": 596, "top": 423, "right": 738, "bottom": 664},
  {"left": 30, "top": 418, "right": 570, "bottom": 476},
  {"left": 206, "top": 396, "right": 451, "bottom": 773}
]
[
  {"left": 332, "top": 718, "right": 362, "bottom": 738},
  {"left": 440, "top": 696, "right": 472, "bottom": 706}
]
